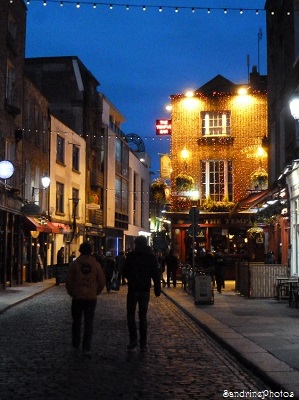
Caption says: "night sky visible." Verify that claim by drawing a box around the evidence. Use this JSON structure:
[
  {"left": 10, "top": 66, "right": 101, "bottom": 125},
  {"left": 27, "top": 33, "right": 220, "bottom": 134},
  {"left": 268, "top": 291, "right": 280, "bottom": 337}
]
[{"left": 25, "top": 0, "right": 267, "bottom": 177}]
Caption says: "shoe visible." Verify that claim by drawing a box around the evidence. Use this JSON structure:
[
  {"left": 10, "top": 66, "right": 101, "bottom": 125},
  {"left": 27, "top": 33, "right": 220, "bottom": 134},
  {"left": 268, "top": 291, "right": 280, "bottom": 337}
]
[{"left": 127, "top": 341, "right": 138, "bottom": 350}]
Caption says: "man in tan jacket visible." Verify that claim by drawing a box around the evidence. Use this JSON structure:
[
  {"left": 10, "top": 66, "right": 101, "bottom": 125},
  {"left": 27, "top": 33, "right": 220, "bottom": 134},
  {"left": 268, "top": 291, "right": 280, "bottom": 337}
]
[{"left": 66, "top": 242, "right": 105, "bottom": 356}]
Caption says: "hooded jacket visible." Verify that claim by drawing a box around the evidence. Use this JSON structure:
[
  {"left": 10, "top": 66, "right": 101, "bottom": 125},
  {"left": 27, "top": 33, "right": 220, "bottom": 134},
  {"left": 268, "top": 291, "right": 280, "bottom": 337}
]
[{"left": 66, "top": 254, "right": 105, "bottom": 300}]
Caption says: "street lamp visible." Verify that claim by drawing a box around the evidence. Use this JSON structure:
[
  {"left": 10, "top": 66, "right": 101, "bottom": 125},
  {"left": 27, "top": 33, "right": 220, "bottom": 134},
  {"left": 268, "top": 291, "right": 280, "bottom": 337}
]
[
  {"left": 289, "top": 96, "right": 299, "bottom": 121},
  {"left": 181, "top": 148, "right": 189, "bottom": 170},
  {"left": 32, "top": 175, "right": 50, "bottom": 196}
]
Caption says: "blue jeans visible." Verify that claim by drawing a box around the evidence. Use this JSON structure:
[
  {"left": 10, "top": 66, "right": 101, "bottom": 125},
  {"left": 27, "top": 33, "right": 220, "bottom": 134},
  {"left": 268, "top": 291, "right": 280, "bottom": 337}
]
[
  {"left": 127, "top": 289, "right": 150, "bottom": 347},
  {"left": 71, "top": 299, "right": 97, "bottom": 351}
]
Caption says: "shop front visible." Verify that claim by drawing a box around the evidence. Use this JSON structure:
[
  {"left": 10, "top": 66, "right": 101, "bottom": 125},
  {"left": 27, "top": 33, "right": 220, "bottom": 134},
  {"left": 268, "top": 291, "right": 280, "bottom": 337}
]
[{"left": 169, "top": 210, "right": 261, "bottom": 280}]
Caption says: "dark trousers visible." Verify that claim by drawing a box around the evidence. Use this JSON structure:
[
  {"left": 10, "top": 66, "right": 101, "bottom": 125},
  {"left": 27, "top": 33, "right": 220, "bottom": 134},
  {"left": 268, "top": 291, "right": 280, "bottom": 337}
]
[
  {"left": 127, "top": 290, "right": 150, "bottom": 347},
  {"left": 167, "top": 268, "right": 177, "bottom": 287},
  {"left": 105, "top": 270, "right": 113, "bottom": 292},
  {"left": 71, "top": 298, "right": 97, "bottom": 351}
]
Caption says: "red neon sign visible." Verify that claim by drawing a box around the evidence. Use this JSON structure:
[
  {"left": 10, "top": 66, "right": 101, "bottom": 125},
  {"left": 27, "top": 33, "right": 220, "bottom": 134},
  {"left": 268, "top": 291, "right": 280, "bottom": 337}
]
[{"left": 156, "top": 119, "right": 172, "bottom": 135}]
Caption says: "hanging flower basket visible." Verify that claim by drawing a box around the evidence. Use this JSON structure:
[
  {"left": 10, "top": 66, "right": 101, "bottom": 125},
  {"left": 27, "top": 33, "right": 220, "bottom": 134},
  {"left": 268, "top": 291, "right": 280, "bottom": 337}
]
[
  {"left": 251, "top": 168, "right": 268, "bottom": 188},
  {"left": 175, "top": 173, "right": 194, "bottom": 191},
  {"left": 201, "top": 198, "right": 235, "bottom": 212},
  {"left": 247, "top": 223, "right": 263, "bottom": 239},
  {"left": 150, "top": 179, "right": 168, "bottom": 203}
]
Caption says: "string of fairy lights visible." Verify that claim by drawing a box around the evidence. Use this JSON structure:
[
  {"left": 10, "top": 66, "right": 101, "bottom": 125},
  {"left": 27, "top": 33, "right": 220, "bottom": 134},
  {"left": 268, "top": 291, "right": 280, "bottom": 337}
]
[{"left": 10, "top": 0, "right": 294, "bottom": 16}]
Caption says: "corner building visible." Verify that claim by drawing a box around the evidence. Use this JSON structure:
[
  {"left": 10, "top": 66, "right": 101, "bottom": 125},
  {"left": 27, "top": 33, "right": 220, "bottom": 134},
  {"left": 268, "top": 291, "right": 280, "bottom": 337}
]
[{"left": 168, "top": 71, "right": 268, "bottom": 264}]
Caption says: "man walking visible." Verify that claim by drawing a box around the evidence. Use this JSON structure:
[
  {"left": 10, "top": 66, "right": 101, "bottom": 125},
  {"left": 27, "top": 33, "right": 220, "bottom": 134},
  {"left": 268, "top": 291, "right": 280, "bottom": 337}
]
[
  {"left": 66, "top": 242, "right": 105, "bottom": 356},
  {"left": 165, "top": 249, "right": 179, "bottom": 287},
  {"left": 123, "top": 236, "right": 161, "bottom": 352}
]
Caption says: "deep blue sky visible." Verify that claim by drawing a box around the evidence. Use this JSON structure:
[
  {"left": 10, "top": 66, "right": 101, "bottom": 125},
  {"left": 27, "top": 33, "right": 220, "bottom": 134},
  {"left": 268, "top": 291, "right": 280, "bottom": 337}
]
[{"left": 25, "top": 0, "right": 267, "bottom": 177}]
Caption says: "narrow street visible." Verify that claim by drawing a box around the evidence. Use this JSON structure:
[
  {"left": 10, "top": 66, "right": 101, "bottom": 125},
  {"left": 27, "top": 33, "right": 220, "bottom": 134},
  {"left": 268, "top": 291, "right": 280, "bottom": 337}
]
[{"left": 0, "top": 285, "right": 273, "bottom": 400}]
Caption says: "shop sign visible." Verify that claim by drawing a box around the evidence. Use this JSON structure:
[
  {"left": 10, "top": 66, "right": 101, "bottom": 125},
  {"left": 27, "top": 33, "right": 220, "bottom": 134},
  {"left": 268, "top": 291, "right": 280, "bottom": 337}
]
[{"left": 156, "top": 119, "right": 172, "bottom": 135}]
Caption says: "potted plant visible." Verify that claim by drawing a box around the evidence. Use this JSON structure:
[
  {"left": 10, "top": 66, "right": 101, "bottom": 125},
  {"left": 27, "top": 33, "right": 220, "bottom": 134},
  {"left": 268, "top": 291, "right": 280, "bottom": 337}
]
[
  {"left": 201, "top": 196, "right": 235, "bottom": 212},
  {"left": 175, "top": 173, "right": 194, "bottom": 191},
  {"left": 251, "top": 168, "right": 268, "bottom": 188},
  {"left": 247, "top": 223, "right": 264, "bottom": 239},
  {"left": 150, "top": 179, "right": 168, "bottom": 203}
]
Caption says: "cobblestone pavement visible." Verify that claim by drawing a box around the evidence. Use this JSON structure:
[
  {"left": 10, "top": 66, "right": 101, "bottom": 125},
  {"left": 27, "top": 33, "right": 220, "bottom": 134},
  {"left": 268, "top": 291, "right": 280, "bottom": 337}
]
[{"left": 0, "top": 286, "right": 277, "bottom": 400}]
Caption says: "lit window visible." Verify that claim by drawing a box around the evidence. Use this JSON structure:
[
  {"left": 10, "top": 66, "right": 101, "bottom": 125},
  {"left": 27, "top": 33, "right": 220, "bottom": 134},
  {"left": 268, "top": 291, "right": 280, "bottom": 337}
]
[
  {"left": 201, "top": 160, "right": 233, "bottom": 201},
  {"left": 201, "top": 111, "right": 231, "bottom": 136}
]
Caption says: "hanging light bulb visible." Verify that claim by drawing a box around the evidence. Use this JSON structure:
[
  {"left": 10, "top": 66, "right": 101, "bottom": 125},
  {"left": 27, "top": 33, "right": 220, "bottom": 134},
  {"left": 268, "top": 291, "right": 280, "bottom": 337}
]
[
  {"left": 142, "top": 5, "right": 146, "bottom": 11},
  {"left": 76, "top": 2, "right": 80, "bottom": 8},
  {"left": 126, "top": 5, "right": 129, "bottom": 10},
  {"left": 93, "top": 3, "right": 96, "bottom": 8},
  {"left": 224, "top": 9, "right": 227, "bottom": 14},
  {"left": 175, "top": 7, "right": 178, "bottom": 13},
  {"left": 60, "top": 1, "right": 63, "bottom": 6},
  {"left": 159, "top": 6, "right": 162, "bottom": 12},
  {"left": 191, "top": 8, "right": 195, "bottom": 13},
  {"left": 207, "top": 8, "right": 211, "bottom": 14},
  {"left": 109, "top": 4, "right": 113, "bottom": 9},
  {"left": 240, "top": 9, "right": 243, "bottom": 14}
]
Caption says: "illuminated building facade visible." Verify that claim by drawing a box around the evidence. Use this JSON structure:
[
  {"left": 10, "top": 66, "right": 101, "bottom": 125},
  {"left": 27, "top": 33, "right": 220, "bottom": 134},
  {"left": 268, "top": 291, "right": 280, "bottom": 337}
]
[{"left": 168, "top": 70, "right": 268, "bottom": 264}]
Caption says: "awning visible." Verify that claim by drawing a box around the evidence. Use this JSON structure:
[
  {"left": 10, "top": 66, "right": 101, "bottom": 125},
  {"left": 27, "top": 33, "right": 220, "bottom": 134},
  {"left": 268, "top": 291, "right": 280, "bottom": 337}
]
[
  {"left": 230, "top": 188, "right": 279, "bottom": 216},
  {"left": 22, "top": 216, "right": 52, "bottom": 233},
  {"left": 49, "top": 222, "right": 71, "bottom": 234}
]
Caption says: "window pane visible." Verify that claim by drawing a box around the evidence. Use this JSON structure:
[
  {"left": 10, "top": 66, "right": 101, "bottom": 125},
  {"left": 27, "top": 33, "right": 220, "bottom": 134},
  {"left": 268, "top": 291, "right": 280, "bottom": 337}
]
[
  {"left": 56, "top": 136, "right": 65, "bottom": 164},
  {"left": 122, "top": 178, "right": 128, "bottom": 214},
  {"left": 56, "top": 182, "right": 64, "bottom": 213},
  {"left": 201, "top": 111, "right": 231, "bottom": 136},
  {"left": 72, "top": 146, "right": 80, "bottom": 171},
  {"left": 115, "top": 176, "right": 121, "bottom": 211}
]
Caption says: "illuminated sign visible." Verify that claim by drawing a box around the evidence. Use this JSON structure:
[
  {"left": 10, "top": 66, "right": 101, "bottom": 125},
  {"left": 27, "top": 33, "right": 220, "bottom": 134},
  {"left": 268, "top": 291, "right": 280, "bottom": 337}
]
[{"left": 156, "top": 119, "right": 172, "bottom": 135}]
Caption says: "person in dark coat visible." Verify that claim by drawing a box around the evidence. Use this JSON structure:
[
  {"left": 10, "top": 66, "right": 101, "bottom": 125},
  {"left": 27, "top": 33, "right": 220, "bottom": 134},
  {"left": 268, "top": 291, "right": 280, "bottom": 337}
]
[
  {"left": 214, "top": 250, "right": 225, "bottom": 293},
  {"left": 57, "top": 247, "right": 65, "bottom": 265},
  {"left": 103, "top": 252, "right": 116, "bottom": 293},
  {"left": 123, "top": 236, "right": 161, "bottom": 352},
  {"left": 165, "top": 249, "right": 179, "bottom": 287},
  {"left": 66, "top": 242, "right": 105, "bottom": 356}
]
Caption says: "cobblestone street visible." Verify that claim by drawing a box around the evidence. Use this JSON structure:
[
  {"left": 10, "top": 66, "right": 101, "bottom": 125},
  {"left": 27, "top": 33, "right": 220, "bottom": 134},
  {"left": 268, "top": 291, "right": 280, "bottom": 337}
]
[{"left": 0, "top": 285, "right": 274, "bottom": 400}]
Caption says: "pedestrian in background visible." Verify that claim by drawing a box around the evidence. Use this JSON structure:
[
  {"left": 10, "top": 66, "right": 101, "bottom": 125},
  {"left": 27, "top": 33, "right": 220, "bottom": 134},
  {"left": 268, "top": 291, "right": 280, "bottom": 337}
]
[
  {"left": 115, "top": 250, "right": 126, "bottom": 285},
  {"left": 66, "top": 242, "right": 105, "bottom": 356},
  {"left": 57, "top": 246, "right": 65, "bottom": 265},
  {"left": 69, "top": 251, "right": 76, "bottom": 264},
  {"left": 165, "top": 249, "right": 178, "bottom": 288},
  {"left": 157, "top": 252, "right": 166, "bottom": 287},
  {"left": 214, "top": 249, "right": 225, "bottom": 293},
  {"left": 103, "top": 251, "right": 116, "bottom": 292},
  {"left": 123, "top": 236, "right": 161, "bottom": 352}
]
